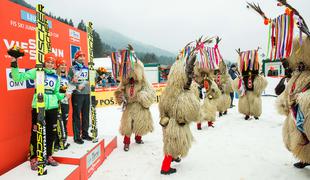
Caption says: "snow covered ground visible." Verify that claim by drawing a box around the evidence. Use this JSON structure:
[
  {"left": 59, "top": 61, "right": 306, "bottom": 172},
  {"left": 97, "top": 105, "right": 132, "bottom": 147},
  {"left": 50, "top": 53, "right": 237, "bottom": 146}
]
[{"left": 90, "top": 78, "right": 310, "bottom": 180}]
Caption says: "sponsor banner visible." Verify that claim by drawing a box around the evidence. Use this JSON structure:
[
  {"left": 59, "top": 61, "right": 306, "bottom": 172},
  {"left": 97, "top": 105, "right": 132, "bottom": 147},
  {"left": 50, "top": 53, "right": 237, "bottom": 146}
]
[
  {"left": 6, "top": 68, "right": 35, "bottom": 91},
  {"left": 95, "top": 83, "right": 167, "bottom": 107},
  {"left": 0, "top": 0, "right": 88, "bottom": 174},
  {"left": 86, "top": 145, "right": 101, "bottom": 169}
]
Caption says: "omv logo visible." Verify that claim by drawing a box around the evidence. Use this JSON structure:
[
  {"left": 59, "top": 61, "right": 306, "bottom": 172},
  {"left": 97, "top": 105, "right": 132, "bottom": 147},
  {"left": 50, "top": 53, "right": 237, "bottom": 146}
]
[{"left": 6, "top": 68, "right": 35, "bottom": 91}]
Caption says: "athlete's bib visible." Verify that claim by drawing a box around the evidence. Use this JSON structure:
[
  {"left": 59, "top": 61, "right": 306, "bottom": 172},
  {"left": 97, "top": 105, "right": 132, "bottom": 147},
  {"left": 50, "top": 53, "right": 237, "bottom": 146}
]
[{"left": 45, "top": 74, "right": 58, "bottom": 94}]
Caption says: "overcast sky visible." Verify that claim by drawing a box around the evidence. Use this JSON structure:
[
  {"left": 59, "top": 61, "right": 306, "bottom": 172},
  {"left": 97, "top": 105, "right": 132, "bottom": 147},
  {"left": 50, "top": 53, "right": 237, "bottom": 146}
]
[{"left": 26, "top": 0, "right": 310, "bottom": 61}]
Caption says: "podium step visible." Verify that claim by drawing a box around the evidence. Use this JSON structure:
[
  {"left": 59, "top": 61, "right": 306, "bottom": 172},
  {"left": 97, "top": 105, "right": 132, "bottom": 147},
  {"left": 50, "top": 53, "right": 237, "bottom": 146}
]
[
  {"left": 53, "top": 136, "right": 117, "bottom": 180},
  {"left": 1, "top": 162, "right": 79, "bottom": 180}
]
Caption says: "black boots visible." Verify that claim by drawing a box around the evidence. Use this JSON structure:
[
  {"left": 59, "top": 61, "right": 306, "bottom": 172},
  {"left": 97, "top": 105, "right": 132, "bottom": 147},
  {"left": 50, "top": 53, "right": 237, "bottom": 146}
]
[
  {"left": 245, "top": 115, "right": 250, "bottom": 120},
  {"left": 161, "top": 168, "right": 176, "bottom": 175},
  {"left": 124, "top": 144, "right": 129, "bottom": 151},
  {"left": 172, "top": 157, "right": 181, "bottom": 163},
  {"left": 74, "top": 139, "right": 84, "bottom": 144},
  {"left": 82, "top": 135, "right": 93, "bottom": 141},
  {"left": 135, "top": 135, "right": 144, "bottom": 144},
  {"left": 294, "top": 162, "right": 310, "bottom": 169}
]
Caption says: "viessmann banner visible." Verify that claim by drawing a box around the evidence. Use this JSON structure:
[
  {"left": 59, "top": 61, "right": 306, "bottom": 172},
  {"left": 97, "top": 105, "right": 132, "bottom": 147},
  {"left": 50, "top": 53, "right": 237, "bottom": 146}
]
[
  {"left": 0, "top": 1, "right": 88, "bottom": 91},
  {"left": 0, "top": 0, "right": 88, "bottom": 175}
]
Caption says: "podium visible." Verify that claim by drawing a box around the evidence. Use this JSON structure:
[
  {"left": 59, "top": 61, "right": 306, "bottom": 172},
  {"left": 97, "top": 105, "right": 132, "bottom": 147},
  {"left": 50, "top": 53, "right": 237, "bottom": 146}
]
[
  {"left": 2, "top": 136, "right": 117, "bottom": 180},
  {"left": 53, "top": 136, "right": 117, "bottom": 180},
  {"left": 1, "top": 163, "right": 80, "bottom": 180}
]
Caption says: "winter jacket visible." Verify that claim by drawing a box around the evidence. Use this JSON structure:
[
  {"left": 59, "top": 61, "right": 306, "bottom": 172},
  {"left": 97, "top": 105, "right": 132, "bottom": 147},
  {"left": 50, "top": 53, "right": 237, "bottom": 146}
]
[
  {"left": 11, "top": 67, "right": 64, "bottom": 110},
  {"left": 229, "top": 68, "right": 239, "bottom": 80},
  {"left": 68, "top": 61, "right": 90, "bottom": 95}
]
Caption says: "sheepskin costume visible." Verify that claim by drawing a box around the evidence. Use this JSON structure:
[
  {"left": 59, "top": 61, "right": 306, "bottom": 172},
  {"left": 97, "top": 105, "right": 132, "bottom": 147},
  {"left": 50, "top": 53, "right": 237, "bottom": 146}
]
[
  {"left": 114, "top": 49, "right": 156, "bottom": 151},
  {"left": 276, "top": 37, "right": 310, "bottom": 168},
  {"left": 232, "top": 50, "right": 267, "bottom": 120},
  {"left": 212, "top": 61, "right": 233, "bottom": 116},
  {"left": 194, "top": 61, "right": 221, "bottom": 129},
  {"left": 159, "top": 54, "right": 200, "bottom": 174},
  {"left": 199, "top": 78, "right": 221, "bottom": 128}
]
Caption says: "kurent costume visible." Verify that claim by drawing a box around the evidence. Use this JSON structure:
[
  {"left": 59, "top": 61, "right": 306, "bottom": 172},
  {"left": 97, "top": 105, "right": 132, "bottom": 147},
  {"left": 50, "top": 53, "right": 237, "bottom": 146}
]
[
  {"left": 194, "top": 37, "right": 223, "bottom": 129},
  {"left": 114, "top": 46, "right": 156, "bottom": 152},
  {"left": 276, "top": 38, "right": 310, "bottom": 168},
  {"left": 247, "top": 0, "right": 310, "bottom": 168},
  {"left": 159, "top": 38, "right": 217, "bottom": 174},
  {"left": 232, "top": 48, "right": 267, "bottom": 120},
  {"left": 159, "top": 54, "right": 200, "bottom": 175},
  {"left": 213, "top": 62, "right": 233, "bottom": 117},
  {"left": 198, "top": 78, "right": 221, "bottom": 129}
]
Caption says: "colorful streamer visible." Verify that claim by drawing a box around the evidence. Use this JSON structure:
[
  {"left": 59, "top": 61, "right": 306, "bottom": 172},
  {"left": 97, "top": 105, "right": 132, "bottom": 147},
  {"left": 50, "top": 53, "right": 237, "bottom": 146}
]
[
  {"left": 267, "top": 13, "right": 294, "bottom": 60},
  {"left": 239, "top": 49, "right": 259, "bottom": 72}
]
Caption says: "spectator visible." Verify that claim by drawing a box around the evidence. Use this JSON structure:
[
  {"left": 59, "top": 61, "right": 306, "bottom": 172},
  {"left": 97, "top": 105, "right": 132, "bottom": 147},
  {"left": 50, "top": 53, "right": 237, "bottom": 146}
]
[{"left": 228, "top": 64, "right": 240, "bottom": 108}]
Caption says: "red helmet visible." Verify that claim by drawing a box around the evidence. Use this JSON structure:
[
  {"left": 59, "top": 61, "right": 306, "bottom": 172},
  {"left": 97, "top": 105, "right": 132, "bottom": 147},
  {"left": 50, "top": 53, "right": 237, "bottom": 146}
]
[
  {"left": 74, "top": 50, "right": 86, "bottom": 59},
  {"left": 56, "top": 57, "right": 66, "bottom": 68},
  {"left": 44, "top": 52, "right": 56, "bottom": 63}
]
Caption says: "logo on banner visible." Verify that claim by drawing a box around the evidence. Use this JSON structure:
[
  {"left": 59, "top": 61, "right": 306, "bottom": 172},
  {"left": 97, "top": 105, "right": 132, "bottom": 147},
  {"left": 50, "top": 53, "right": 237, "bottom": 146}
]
[
  {"left": 20, "top": 10, "right": 52, "bottom": 28},
  {"left": 86, "top": 145, "right": 101, "bottom": 169},
  {"left": 69, "top": 29, "right": 80, "bottom": 43},
  {"left": 3, "top": 39, "right": 64, "bottom": 60},
  {"left": 6, "top": 68, "right": 35, "bottom": 91}
]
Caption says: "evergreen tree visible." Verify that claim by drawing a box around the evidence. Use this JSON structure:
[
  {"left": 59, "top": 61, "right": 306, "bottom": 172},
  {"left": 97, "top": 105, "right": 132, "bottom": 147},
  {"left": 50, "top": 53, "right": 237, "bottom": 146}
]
[
  {"left": 77, "top": 20, "right": 86, "bottom": 32},
  {"left": 64, "top": 18, "right": 69, "bottom": 25},
  {"left": 10, "top": 0, "right": 35, "bottom": 10},
  {"left": 93, "top": 30, "right": 105, "bottom": 58},
  {"left": 69, "top": 19, "right": 74, "bottom": 27}
]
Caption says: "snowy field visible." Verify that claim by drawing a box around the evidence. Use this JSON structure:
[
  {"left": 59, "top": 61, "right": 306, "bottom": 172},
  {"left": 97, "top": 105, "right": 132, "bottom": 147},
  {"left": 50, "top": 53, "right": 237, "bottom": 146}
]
[{"left": 90, "top": 78, "right": 310, "bottom": 180}]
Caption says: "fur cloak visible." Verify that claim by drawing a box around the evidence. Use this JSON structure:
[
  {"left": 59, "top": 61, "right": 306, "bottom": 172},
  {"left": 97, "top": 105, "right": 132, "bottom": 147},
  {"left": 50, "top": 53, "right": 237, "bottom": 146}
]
[
  {"left": 276, "top": 37, "right": 310, "bottom": 163},
  {"left": 159, "top": 59, "right": 200, "bottom": 158},
  {"left": 115, "top": 60, "right": 156, "bottom": 136}
]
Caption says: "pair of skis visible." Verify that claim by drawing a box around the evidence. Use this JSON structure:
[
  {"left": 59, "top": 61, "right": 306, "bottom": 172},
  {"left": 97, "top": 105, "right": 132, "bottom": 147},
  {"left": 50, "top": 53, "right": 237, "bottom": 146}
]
[
  {"left": 35, "top": 4, "right": 48, "bottom": 176},
  {"left": 35, "top": 4, "right": 98, "bottom": 176},
  {"left": 36, "top": 4, "right": 68, "bottom": 175},
  {"left": 87, "top": 22, "right": 98, "bottom": 143},
  {"left": 56, "top": 104, "right": 69, "bottom": 150}
]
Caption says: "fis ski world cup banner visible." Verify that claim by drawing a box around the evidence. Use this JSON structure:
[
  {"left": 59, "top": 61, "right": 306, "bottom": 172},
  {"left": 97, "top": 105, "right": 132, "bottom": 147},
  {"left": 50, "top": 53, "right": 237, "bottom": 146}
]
[{"left": 0, "top": 0, "right": 88, "bottom": 175}]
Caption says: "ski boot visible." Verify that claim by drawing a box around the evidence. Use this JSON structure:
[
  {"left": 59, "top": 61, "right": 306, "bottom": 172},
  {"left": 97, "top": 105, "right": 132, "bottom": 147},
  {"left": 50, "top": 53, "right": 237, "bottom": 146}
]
[
  {"left": 47, "top": 156, "right": 59, "bottom": 166},
  {"left": 245, "top": 115, "right": 250, "bottom": 120},
  {"left": 82, "top": 134, "right": 93, "bottom": 141},
  {"left": 30, "top": 158, "right": 38, "bottom": 171},
  {"left": 64, "top": 143, "right": 70, "bottom": 149},
  {"left": 54, "top": 145, "right": 59, "bottom": 152}
]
